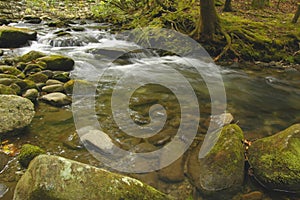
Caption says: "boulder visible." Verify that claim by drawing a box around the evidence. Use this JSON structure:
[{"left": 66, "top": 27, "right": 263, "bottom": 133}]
[
  {"left": 13, "top": 155, "right": 172, "bottom": 200},
  {"left": 24, "top": 63, "right": 45, "bottom": 75},
  {"left": 23, "top": 16, "right": 42, "bottom": 24},
  {"left": 46, "top": 79, "right": 64, "bottom": 86},
  {"left": 0, "top": 95, "right": 35, "bottom": 134},
  {"left": 42, "top": 84, "right": 64, "bottom": 93},
  {"left": 27, "top": 72, "right": 48, "bottom": 83},
  {"left": 40, "top": 92, "right": 71, "bottom": 106},
  {"left": 18, "top": 144, "right": 45, "bottom": 168},
  {"left": 52, "top": 72, "right": 70, "bottom": 82},
  {"left": 0, "top": 84, "right": 16, "bottom": 95},
  {"left": 37, "top": 55, "right": 74, "bottom": 71},
  {"left": 188, "top": 124, "right": 245, "bottom": 197},
  {"left": 18, "top": 51, "right": 46, "bottom": 63},
  {"left": 23, "top": 89, "right": 39, "bottom": 102},
  {"left": 248, "top": 124, "right": 300, "bottom": 193},
  {"left": 0, "top": 65, "right": 23, "bottom": 76},
  {"left": 15, "top": 79, "right": 36, "bottom": 92},
  {"left": 0, "top": 26, "right": 37, "bottom": 48}
]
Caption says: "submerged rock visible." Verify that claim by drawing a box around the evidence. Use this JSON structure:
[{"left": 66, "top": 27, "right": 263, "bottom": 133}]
[
  {"left": 0, "top": 152, "right": 9, "bottom": 172},
  {"left": 0, "top": 95, "right": 35, "bottom": 134},
  {"left": 40, "top": 92, "right": 71, "bottom": 106},
  {"left": 188, "top": 124, "right": 245, "bottom": 197},
  {"left": 248, "top": 124, "right": 300, "bottom": 193},
  {"left": 13, "top": 155, "right": 172, "bottom": 200},
  {"left": 18, "top": 144, "right": 45, "bottom": 168},
  {"left": 37, "top": 55, "right": 74, "bottom": 71},
  {"left": 0, "top": 183, "right": 8, "bottom": 198},
  {"left": 0, "top": 26, "right": 37, "bottom": 48}
]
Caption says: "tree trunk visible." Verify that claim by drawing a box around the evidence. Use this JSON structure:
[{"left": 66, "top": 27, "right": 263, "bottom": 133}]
[
  {"left": 223, "top": 0, "right": 233, "bottom": 12},
  {"left": 200, "top": 0, "right": 220, "bottom": 41},
  {"left": 292, "top": 3, "right": 300, "bottom": 23},
  {"left": 252, "top": 0, "right": 269, "bottom": 9}
]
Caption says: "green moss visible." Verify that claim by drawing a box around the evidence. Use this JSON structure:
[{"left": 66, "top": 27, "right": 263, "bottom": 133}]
[
  {"left": 37, "top": 55, "right": 74, "bottom": 71},
  {"left": 0, "top": 84, "right": 16, "bottom": 95},
  {"left": 15, "top": 79, "right": 37, "bottom": 92},
  {"left": 0, "top": 65, "right": 23, "bottom": 76},
  {"left": 27, "top": 73, "right": 48, "bottom": 83},
  {"left": 18, "top": 144, "right": 45, "bottom": 168},
  {"left": 249, "top": 124, "right": 300, "bottom": 192},
  {"left": 0, "top": 26, "right": 37, "bottom": 48},
  {"left": 18, "top": 50, "right": 47, "bottom": 63}
]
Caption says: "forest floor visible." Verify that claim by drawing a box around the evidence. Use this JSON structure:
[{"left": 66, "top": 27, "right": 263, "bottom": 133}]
[{"left": 0, "top": 0, "right": 299, "bottom": 67}]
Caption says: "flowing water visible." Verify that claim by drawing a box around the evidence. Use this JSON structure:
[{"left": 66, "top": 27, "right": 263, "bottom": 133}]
[{"left": 0, "top": 21, "right": 300, "bottom": 199}]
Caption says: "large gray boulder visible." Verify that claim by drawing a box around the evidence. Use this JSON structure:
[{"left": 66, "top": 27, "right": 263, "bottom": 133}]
[
  {"left": 0, "top": 95, "right": 35, "bottom": 134},
  {"left": 13, "top": 155, "right": 172, "bottom": 200},
  {"left": 248, "top": 124, "right": 300, "bottom": 193},
  {"left": 187, "top": 124, "right": 245, "bottom": 198},
  {"left": 0, "top": 26, "right": 37, "bottom": 48}
]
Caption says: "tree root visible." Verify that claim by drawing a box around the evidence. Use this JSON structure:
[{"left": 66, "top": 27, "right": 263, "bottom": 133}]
[{"left": 214, "top": 29, "right": 240, "bottom": 62}]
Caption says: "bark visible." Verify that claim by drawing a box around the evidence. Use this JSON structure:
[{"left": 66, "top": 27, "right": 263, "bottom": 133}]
[
  {"left": 200, "top": 0, "right": 220, "bottom": 41},
  {"left": 223, "top": 0, "right": 233, "bottom": 12},
  {"left": 292, "top": 3, "right": 300, "bottom": 23}
]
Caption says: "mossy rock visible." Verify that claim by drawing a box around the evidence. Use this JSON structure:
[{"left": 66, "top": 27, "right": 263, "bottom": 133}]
[
  {"left": 14, "top": 155, "right": 173, "bottom": 200},
  {"left": 27, "top": 72, "right": 49, "bottom": 83},
  {"left": 63, "top": 79, "right": 74, "bottom": 95},
  {"left": 15, "top": 79, "right": 37, "bottom": 92},
  {"left": 0, "top": 26, "right": 37, "bottom": 48},
  {"left": 18, "top": 51, "right": 47, "bottom": 63},
  {"left": 0, "top": 65, "right": 23, "bottom": 76},
  {"left": 18, "top": 144, "right": 45, "bottom": 168},
  {"left": 197, "top": 124, "right": 245, "bottom": 197},
  {"left": 10, "top": 83, "right": 22, "bottom": 95},
  {"left": 0, "top": 74, "right": 18, "bottom": 79},
  {"left": 0, "top": 84, "right": 16, "bottom": 95},
  {"left": 37, "top": 55, "right": 74, "bottom": 71},
  {"left": 23, "top": 89, "right": 39, "bottom": 102},
  {"left": 248, "top": 124, "right": 300, "bottom": 193},
  {"left": 0, "top": 78, "right": 18, "bottom": 86},
  {"left": 23, "top": 63, "right": 45, "bottom": 75},
  {"left": 52, "top": 72, "right": 70, "bottom": 82}
]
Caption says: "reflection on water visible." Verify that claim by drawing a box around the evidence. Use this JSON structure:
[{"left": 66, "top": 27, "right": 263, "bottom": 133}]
[{"left": 0, "top": 21, "right": 299, "bottom": 199}]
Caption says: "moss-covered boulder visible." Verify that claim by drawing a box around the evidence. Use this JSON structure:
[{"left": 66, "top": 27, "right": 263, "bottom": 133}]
[
  {"left": 23, "top": 63, "right": 45, "bottom": 75},
  {"left": 0, "top": 26, "right": 37, "bottom": 48},
  {"left": 37, "top": 55, "right": 74, "bottom": 71},
  {"left": 52, "top": 72, "right": 70, "bottom": 82},
  {"left": 248, "top": 124, "right": 300, "bottom": 193},
  {"left": 15, "top": 79, "right": 36, "bottom": 92},
  {"left": 27, "top": 72, "right": 48, "bottom": 83},
  {"left": 0, "top": 65, "right": 23, "bottom": 76},
  {"left": 0, "top": 95, "right": 35, "bottom": 134},
  {"left": 0, "top": 84, "right": 16, "bottom": 94},
  {"left": 18, "top": 144, "right": 45, "bottom": 168},
  {"left": 13, "top": 155, "right": 172, "bottom": 200},
  {"left": 189, "top": 124, "right": 245, "bottom": 197},
  {"left": 18, "top": 51, "right": 47, "bottom": 63}
]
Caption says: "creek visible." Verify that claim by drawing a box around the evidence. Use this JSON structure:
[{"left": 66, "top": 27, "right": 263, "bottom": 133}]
[{"left": 0, "top": 20, "right": 300, "bottom": 199}]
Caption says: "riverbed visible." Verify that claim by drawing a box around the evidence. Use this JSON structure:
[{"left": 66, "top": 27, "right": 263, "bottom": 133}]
[{"left": 0, "top": 20, "right": 300, "bottom": 200}]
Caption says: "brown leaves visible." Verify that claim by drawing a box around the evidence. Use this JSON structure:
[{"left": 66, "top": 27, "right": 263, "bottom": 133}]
[{"left": 0, "top": 140, "right": 19, "bottom": 157}]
